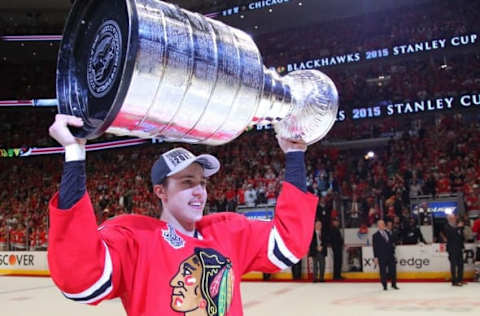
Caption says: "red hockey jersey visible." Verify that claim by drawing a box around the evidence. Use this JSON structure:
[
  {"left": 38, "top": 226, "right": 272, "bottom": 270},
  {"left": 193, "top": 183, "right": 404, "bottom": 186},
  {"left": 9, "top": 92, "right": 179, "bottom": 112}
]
[{"left": 48, "top": 182, "right": 317, "bottom": 316}]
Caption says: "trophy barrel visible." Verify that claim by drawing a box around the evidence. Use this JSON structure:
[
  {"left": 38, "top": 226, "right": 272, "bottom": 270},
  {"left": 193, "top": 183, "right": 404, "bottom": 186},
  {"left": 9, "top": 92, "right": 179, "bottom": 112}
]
[
  {"left": 57, "top": 0, "right": 338, "bottom": 146},
  {"left": 57, "top": 0, "right": 264, "bottom": 145}
]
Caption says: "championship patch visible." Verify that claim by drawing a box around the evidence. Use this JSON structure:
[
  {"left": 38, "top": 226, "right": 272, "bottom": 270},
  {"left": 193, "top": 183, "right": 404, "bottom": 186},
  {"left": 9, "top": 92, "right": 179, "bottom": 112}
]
[
  {"left": 162, "top": 224, "right": 185, "bottom": 249},
  {"left": 169, "top": 248, "right": 234, "bottom": 316}
]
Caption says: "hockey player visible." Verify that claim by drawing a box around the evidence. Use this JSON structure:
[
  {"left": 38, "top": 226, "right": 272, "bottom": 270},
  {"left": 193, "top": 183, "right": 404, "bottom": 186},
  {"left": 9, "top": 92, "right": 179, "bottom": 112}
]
[{"left": 47, "top": 114, "right": 318, "bottom": 316}]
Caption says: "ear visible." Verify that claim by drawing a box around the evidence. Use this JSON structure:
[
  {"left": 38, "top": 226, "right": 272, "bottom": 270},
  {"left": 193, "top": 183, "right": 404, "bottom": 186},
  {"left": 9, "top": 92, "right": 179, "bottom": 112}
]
[{"left": 154, "top": 184, "right": 167, "bottom": 202}]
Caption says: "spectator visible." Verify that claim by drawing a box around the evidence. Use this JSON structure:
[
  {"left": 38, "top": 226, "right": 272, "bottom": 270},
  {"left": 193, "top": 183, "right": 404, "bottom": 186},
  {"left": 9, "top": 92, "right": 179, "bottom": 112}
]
[
  {"left": 11, "top": 223, "right": 27, "bottom": 251},
  {"left": 442, "top": 214, "right": 465, "bottom": 286},
  {"left": 373, "top": 219, "right": 399, "bottom": 291},
  {"left": 472, "top": 217, "right": 480, "bottom": 241},
  {"left": 309, "top": 220, "right": 327, "bottom": 282},
  {"left": 461, "top": 217, "right": 474, "bottom": 243},
  {"left": 402, "top": 217, "right": 428, "bottom": 244},
  {"left": 244, "top": 184, "right": 257, "bottom": 207},
  {"left": 329, "top": 218, "right": 344, "bottom": 280},
  {"left": 386, "top": 220, "right": 402, "bottom": 246},
  {"left": 0, "top": 225, "right": 7, "bottom": 251},
  {"left": 346, "top": 195, "right": 362, "bottom": 228}
]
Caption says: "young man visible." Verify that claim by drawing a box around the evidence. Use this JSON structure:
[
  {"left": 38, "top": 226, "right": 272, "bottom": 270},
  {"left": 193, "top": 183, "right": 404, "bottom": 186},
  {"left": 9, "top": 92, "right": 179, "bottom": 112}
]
[{"left": 47, "top": 114, "right": 318, "bottom": 316}]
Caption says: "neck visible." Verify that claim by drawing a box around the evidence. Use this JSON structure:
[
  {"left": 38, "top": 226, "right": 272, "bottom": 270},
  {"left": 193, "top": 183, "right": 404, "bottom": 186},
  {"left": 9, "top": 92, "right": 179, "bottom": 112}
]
[{"left": 161, "top": 211, "right": 196, "bottom": 237}]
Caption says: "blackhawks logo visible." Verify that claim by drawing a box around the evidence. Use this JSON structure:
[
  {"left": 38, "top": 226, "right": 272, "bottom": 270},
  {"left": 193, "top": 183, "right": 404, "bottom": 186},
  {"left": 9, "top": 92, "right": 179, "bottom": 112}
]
[{"left": 170, "top": 248, "right": 234, "bottom": 316}]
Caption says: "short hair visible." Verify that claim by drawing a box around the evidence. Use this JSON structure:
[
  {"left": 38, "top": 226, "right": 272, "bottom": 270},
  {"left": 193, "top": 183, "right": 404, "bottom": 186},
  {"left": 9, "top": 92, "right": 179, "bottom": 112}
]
[{"left": 155, "top": 178, "right": 169, "bottom": 217}]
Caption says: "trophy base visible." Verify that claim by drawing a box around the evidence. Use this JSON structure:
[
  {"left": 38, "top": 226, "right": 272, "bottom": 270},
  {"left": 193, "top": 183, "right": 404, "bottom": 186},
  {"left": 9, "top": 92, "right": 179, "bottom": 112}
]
[{"left": 57, "top": 0, "right": 137, "bottom": 139}]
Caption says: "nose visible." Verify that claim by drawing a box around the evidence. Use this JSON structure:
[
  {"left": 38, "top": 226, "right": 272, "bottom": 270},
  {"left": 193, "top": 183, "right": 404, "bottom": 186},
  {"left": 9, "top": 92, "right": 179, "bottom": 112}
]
[
  {"left": 192, "top": 184, "right": 205, "bottom": 196},
  {"left": 170, "top": 272, "right": 183, "bottom": 287}
]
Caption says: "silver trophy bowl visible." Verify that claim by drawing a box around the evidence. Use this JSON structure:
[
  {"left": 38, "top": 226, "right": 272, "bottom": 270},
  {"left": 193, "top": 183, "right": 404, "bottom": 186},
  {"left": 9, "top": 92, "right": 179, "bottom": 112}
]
[{"left": 57, "top": 0, "right": 338, "bottom": 145}]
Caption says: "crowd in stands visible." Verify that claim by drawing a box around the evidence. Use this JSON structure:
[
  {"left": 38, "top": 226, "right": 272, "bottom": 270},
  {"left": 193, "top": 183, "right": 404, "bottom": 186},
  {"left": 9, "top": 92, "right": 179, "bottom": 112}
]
[
  {"left": 339, "top": 112, "right": 480, "bottom": 228},
  {"left": 0, "top": 108, "right": 56, "bottom": 149},
  {"left": 0, "top": 108, "right": 132, "bottom": 149},
  {"left": 1, "top": 109, "right": 480, "bottom": 250},
  {"left": 2, "top": 1, "right": 480, "bottom": 107},
  {"left": 0, "top": 63, "right": 56, "bottom": 101},
  {"left": 2, "top": 52, "right": 479, "bottom": 112},
  {"left": 324, "top": 52, "right": 480, "bottom": 108},
  {"left": 257, "top": 0, "right": 480, "bottom": 107},
  {"left": 0, "top": 11, "right": 64, "bottom": 36},
  {"left": 258, "top": 0, "right": 480, "bottom": 67},
  {"left": 0, "top": 1, "right": 252, "bottom": 36}
]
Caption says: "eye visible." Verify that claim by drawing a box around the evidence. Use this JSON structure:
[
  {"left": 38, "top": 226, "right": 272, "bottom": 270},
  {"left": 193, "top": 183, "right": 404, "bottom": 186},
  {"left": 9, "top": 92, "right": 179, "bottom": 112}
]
[{"left": 182, "top": 267, "right": 192, "bottom": 277}]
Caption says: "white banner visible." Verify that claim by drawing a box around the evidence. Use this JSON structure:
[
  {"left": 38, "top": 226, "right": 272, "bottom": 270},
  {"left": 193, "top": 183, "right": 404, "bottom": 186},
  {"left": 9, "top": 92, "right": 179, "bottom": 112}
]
[
  {"left": 362, "top": 243, "right": 477, "bottom": 273},
  {"left": 344, "top": 226, "right": 433, "bottom": 246},
  {"left": 0, "top": 251, "right": 49, "bottom": 275},
  {"left": 286, "top": 34, "right": 478, "bottom": 72}
]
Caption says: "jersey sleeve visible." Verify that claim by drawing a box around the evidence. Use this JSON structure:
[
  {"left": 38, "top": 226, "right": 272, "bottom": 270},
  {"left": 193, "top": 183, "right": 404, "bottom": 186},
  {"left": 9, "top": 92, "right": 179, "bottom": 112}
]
[
  {"left": 48, "top": 192, "right": 138, "bottom": 305},
  {"left": 209, "top": 181, "right": 317, "bottom": 274}
]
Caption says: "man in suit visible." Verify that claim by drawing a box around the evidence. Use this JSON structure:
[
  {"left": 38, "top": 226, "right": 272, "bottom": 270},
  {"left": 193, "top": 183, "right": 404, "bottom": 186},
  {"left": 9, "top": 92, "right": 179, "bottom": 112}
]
[
  {"left": 329, "top": 218, "right": 344, "bottom": 280},
  {"left": 402, "top": 217, "right": 427, "bottom": 245},
  {"left": 443, "top": 214, "right": 465, "bottom": 286},
  {"left": 373, "top": 219, "right": 399, "bottom": 290},
  {"left": 385, "top": 219, "right": 401, "bottom": 246},
  {"left": 309, "top": 220, "right": 327, "bottom": 282}
]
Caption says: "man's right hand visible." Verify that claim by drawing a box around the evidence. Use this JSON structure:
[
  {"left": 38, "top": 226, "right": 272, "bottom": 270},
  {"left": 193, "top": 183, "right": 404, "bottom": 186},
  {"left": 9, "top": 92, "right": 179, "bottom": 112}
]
[{"left": 49, "top": 114, "right": 86, "bottom": 147}]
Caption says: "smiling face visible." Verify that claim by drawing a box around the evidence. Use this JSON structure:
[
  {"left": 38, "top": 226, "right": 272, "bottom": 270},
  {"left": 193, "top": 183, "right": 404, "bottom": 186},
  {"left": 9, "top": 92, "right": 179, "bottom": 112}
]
[
  {"left": 155, "top": 163, "right": 207, "bottom": 234},
  {"left": 170, "top": 254, "right": 203, "bottom": 313}
]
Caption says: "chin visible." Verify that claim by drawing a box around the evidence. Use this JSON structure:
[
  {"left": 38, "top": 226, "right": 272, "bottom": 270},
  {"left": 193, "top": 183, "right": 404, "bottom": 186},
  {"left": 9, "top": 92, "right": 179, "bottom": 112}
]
[
  {"left": 190, "top": 206, "right": 205, "bottom": 215},
  {"left": 182, "top": 209, "right": 202, "bottom": 224},
  {"left": 192, "top": 212, "right": 204, "bottom": 222}
]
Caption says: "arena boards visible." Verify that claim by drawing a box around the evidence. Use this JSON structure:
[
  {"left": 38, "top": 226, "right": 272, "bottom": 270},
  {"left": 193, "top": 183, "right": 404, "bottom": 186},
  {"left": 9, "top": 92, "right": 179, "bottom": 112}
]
[{"left": 1, "top": 245, "right": 476, "bottom": 281}]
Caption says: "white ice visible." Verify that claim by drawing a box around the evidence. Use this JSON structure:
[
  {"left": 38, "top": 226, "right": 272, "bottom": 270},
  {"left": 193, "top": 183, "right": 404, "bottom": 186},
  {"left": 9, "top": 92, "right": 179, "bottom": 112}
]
[{"left": 1, "top": 277, "right": 478, "bottom": 316}]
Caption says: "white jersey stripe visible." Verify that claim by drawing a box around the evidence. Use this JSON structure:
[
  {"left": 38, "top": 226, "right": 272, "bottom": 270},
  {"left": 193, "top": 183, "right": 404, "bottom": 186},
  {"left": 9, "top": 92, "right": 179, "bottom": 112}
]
[
  {"left": 80, "top": 284, "right": 114, "bottom": 304},
  {"left": 62, "top": 242, "right": 113, "bottom": 301},
  {"left": 268, "top": 228, "right": 289, "bottom": 270},
  {"left": 272, "top": 226, "right": 300, "bottom": 264}
]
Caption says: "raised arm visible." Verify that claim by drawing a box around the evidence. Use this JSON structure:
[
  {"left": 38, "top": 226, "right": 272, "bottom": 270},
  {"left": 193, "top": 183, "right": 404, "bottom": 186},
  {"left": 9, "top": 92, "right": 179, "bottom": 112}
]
[
  {"left": 49, "top": 114, "right": 87, "bottom": 208},
  {"left": 47, "top": 115, "right": 133, "bottom": 305},
  {"left": 209, "top": 135, "right": 318, "bottom": 275}
]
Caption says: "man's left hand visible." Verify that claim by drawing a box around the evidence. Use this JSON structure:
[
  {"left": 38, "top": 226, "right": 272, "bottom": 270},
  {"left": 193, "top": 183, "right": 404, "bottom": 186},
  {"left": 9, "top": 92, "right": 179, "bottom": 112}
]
[{"left": 276, "top": 134, "right": 307, "bottom": 153}]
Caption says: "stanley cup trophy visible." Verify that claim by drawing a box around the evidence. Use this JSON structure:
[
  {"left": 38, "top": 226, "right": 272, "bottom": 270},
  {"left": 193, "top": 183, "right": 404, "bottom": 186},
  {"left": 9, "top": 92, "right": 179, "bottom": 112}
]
[{"left": 57, "top": 0, "right": 339, "bottom": 145}]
